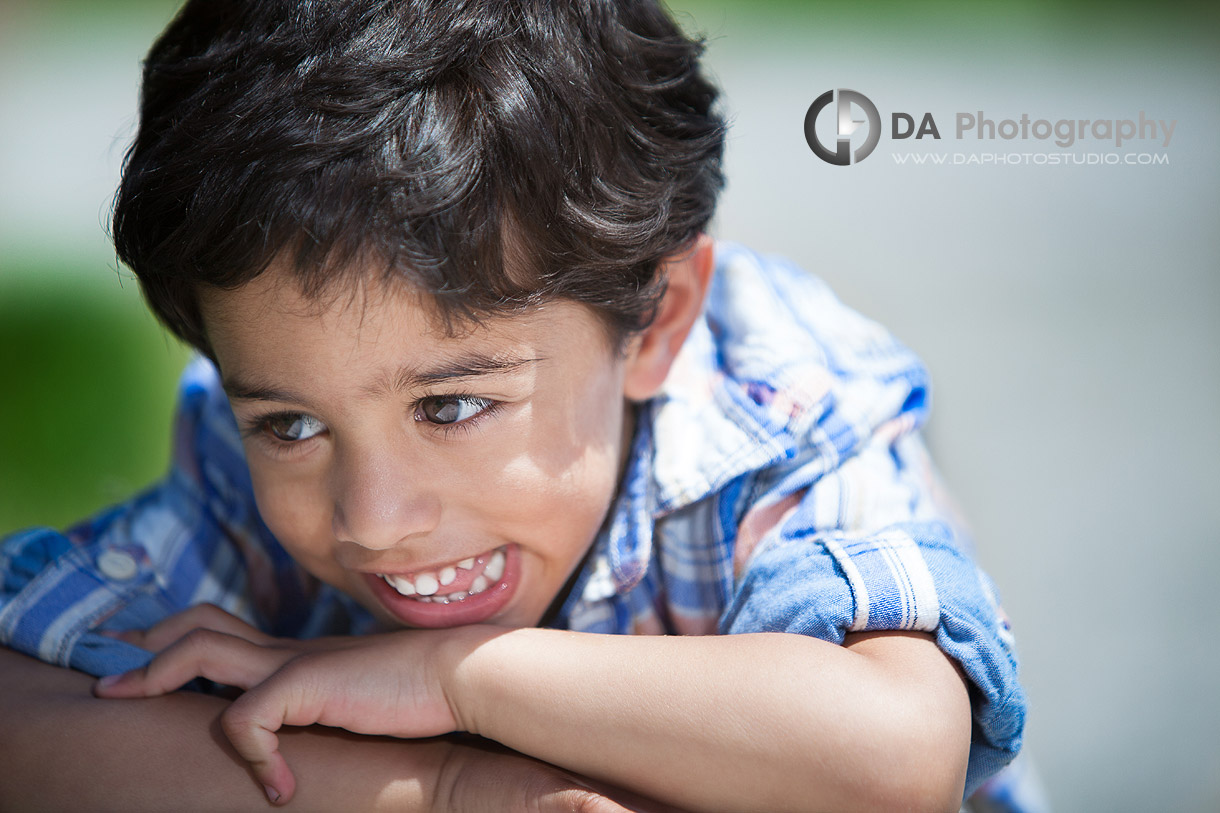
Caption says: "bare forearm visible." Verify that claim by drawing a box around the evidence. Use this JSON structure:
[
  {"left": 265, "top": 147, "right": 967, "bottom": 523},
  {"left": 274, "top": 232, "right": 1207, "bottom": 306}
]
[
  {"left": 0, "top": 647, "right": 440, "bottom": 811},
  {"left": 453, "top": 629, "right": 971, "bottom": 813}
]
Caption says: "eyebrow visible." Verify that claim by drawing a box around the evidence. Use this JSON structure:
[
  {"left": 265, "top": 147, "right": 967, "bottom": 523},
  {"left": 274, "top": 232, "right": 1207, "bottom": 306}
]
[
  {"left": 222, "top": 354, "right": 543, "bottom": 404},
  {"left": 387, "top": 355, "right": 542, "bottom": 391}
]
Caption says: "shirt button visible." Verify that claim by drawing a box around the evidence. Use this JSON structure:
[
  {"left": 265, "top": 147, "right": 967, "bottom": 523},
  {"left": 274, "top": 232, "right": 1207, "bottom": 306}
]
[{"left": 97, "top": 550, "right": 139, "bottom": 581}]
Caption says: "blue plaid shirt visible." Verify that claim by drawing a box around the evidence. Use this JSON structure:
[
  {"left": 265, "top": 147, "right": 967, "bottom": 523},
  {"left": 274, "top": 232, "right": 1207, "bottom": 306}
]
[{"left": 0, "top": 242, "right": 1030, "bottom": 806}]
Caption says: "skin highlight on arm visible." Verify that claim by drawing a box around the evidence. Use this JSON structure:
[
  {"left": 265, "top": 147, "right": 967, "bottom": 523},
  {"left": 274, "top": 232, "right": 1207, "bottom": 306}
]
[{"left": 451, "top": 627, "right": 972, "bottom": 813}]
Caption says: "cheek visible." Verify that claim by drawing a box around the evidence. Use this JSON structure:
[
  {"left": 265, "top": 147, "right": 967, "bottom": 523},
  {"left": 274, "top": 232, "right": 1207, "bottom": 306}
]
[
  {"left": 500, "top": 391, "right": 623, "bottom": 487},
  {"left": 531, "top": 372, "right": 627, "bottom": 471},
  {"left": 247, "top": 461, "right": 332, "bottom": 564},
  {"left": 476, "top": 432, "right": 623, "bottom": 549}
]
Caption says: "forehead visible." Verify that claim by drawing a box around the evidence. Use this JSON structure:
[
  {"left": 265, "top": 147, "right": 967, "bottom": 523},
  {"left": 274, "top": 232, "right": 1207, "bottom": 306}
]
[
  {"left": 199, "top": 261, "right": 448, "bottom": 345},
  {"left": 196, "top": 261, "right": 612, "bottom": 391}
]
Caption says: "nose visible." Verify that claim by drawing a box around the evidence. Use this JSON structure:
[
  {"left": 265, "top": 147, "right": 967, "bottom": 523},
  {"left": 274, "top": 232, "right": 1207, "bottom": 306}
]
[{"left": 330, "top": 444, "right": 440, "bottom": 551}]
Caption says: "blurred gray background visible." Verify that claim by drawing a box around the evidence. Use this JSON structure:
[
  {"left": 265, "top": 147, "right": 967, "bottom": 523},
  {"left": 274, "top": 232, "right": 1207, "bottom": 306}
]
[{"left": 2, "top": 2, "right": 1218, "bottom": 810}]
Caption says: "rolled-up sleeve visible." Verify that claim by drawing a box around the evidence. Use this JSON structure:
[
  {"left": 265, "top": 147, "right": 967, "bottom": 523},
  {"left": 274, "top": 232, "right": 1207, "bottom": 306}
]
[
  {"left": 0, "top": 358, "right": 290, "bottom": 677},
  {"left": 721, "top": 430, "right": 1025, "bottom": 797}
]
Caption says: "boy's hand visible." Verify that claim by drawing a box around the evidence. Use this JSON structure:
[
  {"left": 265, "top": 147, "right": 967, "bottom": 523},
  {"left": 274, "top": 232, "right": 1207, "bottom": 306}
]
[
  {"left": 99, "top": 602, "right": 354, "bottom": 657},
  {"left": 93, "top": 604, "right": 488, "bottom": 805},
  {"left": 439, "top": 739, "right": 688, "bottom": 813}
]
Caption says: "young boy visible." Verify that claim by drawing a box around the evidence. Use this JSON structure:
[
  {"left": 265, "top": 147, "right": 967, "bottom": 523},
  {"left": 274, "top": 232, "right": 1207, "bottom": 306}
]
[{"left": 0, "top": 1, "right": 1026, "bottom": 810}]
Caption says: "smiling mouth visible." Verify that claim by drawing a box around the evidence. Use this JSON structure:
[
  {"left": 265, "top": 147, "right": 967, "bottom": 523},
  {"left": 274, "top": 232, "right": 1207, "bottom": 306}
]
[{"left": 377, "top": 546, "right": 507, "bottom": 605}]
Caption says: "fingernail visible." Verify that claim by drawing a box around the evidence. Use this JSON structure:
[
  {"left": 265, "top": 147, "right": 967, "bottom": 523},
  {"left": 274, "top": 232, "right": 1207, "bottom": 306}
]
[
  {"left": 96, "top": 673, "right": 124, "bottom": 687},
  {"left": 264, "top": 784, "right": 281, "bottom": 803}
]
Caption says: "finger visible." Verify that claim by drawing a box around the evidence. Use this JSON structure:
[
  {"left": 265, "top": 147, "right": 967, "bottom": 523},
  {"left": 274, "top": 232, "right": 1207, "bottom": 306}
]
[
  {"left": 439, "top": 742, "right": 636, "bottom": 813},
  {"left": 96, "top": 628, "right": 144, "bottom": 646},
  {"left": 551, "top": 780, "right": 685, "bottom": 813},
  {"left": 93, "top": 629, "right": 292, "bottom": 698},
  {"left": 122, "top": 603, "right": 273, "bottom": 653},
  {"left": 249, "top": 743, "right": 295, "bottom": 806},
  {"left": 221, "top": 666, "right": 330, "bottom": 806},
  {"left": 542, "top": 788, "right": 635, "bottom": 813},
  {"left": 541, "top": 769, "right": 688, "bottom": 813},
  {"left": 222, "top": 709, "right": 296, "bottom": 805}
]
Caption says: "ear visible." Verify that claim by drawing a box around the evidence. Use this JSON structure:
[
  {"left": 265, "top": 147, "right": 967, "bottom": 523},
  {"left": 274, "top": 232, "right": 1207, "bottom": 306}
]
[{"left": 623, "top": 233, "right": 715, "bottom": 401}]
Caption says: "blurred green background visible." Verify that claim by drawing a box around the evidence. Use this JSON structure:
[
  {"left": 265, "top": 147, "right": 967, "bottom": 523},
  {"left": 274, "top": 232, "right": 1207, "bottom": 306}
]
[
  {"left": 0, "top": 265, "right": 188, "bottom": 530},
  {"left": 1, "top": 2, "right": 1218, "bottom": 811},
  {"left": 1, "top": 0, "right": 192, "bottom": 533}
]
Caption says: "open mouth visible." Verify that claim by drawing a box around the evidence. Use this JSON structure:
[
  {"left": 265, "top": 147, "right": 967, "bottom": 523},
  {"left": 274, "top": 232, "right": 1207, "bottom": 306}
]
[
  {"left": 377, "top": 546, "right": 507, "bottom": 604},
  {"left": 365, "top": 544, "right": 519, "bottom": 628}
]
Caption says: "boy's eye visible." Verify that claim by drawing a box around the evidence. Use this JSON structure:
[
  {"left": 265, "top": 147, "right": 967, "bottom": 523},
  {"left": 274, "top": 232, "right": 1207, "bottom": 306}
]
[
  {"left": 264, "top": 413, "right": 326, "bottom": 442},
  {"left": 415, "top": 396, "right": 493, "bottom": 425}
]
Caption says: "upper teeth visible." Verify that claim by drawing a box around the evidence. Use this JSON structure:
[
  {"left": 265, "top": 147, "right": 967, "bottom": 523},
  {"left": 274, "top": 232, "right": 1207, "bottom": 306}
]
[
  {"left": 484, "top": 549, "right": 505, "bottom": 581},
  {"left": 414, "top": 573, "right": 439, "bottom": 596},
  {"left": 379, "top": 547, "right": 506, "bottom": 602}
]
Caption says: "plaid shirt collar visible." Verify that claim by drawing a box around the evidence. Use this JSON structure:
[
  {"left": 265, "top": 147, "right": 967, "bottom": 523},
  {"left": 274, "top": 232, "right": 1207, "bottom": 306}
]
[{"left": 556, "top": 241, "right": 932, "bottom": 620}]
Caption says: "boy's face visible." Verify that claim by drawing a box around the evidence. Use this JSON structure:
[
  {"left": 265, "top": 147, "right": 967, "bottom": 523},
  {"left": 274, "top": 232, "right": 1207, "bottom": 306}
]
[{"left": 198, "top": 263, "right": 633, "bottom": 630}]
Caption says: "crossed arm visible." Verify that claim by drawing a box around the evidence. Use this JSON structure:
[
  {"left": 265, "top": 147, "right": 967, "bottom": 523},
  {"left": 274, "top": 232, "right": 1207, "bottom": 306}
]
[
  {"left": 452, "top": 625, "right": 971, "bottom": 812},
  {"left": 0, "top": 645, "right": 670, "bottom": 813},
  {"left": 46, "top": 605, "right": 974, "bottom": 813}
]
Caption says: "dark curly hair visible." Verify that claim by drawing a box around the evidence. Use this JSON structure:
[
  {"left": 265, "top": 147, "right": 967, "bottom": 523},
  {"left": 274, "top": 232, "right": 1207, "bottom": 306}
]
[{"left": 112, "top": 0, "right": 726, "bottom": 356}]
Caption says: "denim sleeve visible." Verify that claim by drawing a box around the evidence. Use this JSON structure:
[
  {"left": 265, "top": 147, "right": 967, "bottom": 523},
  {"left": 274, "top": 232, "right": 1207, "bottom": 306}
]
[
  {"left": 0, "top": 358, "right": 295, "bottom": 677},
  {"left": 720, "top": 433, "right": 1026, "bottom": 799},
  {"left": 0, "top": 487, "right": 213, "bottom": 676}
]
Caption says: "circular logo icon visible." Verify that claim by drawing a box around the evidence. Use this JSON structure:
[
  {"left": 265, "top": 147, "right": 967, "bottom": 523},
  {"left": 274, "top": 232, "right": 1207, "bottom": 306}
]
[{"left": 804, "top": 89, "right": 881, "bottom": 165}]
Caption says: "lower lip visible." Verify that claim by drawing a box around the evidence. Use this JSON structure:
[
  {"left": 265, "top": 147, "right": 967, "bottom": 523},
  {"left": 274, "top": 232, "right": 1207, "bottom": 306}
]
[{"left": 363, "top": 545, "right": 521, "bottom": 628}]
